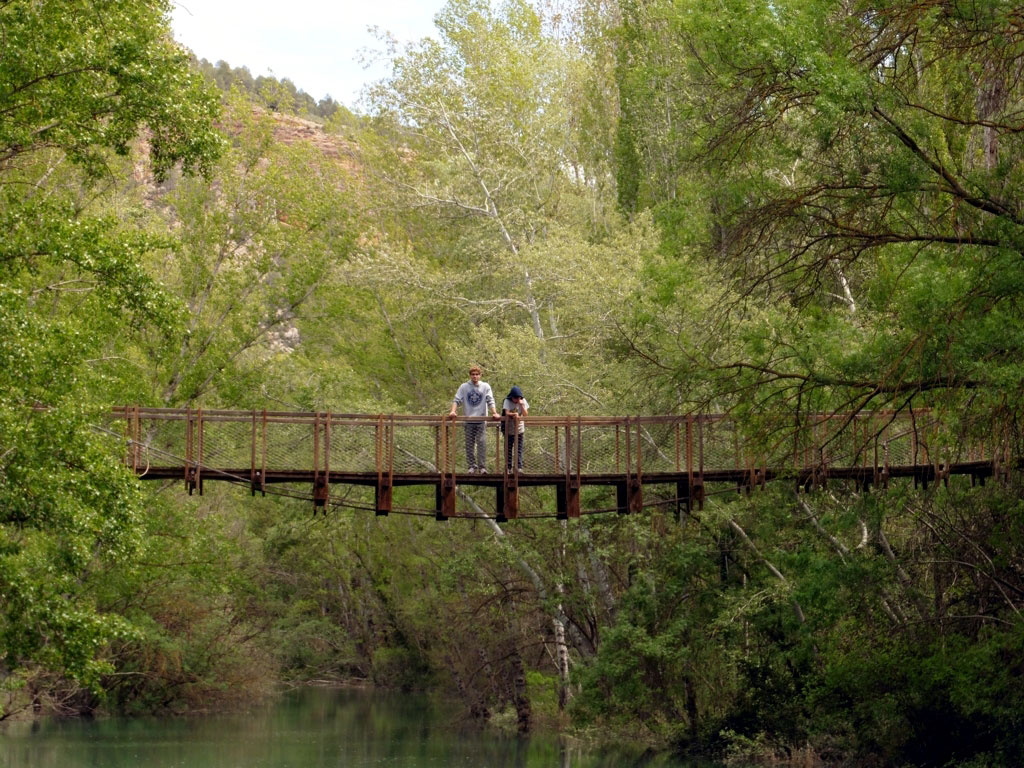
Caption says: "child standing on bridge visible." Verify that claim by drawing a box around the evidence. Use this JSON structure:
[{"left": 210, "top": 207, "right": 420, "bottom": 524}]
[
  {"left": 448, "top": 365, "right": 500, "bottom": 473},
  {"left": 502, "top": 386, "right": 529, "bottom": 472}
]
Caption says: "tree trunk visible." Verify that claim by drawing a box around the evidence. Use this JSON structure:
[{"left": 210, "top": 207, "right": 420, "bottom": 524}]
[{"left": 508, "top": 640, "right": 531, "bottom": 734}]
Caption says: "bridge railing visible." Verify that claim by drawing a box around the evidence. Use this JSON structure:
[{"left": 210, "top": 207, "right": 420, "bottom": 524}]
[{"left": 111, "top": 407, "right": 1005, "bottom": 482}]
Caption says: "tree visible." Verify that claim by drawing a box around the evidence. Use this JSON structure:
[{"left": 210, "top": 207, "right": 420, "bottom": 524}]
[
  {"left": 0, "top": 0, "right": 222, "bottom": 180},
  {"left": 356, "top": 2, "right": 657, "bottom": 716},
  {"left": 361, "top": 0, "right": 652, "bottom": 413},
  {"left": 0, "top": 0, "right": 222, "bottom": 710},
  {"left": 617, "top": 0, "right": 1024, "bottom": 441},
  {"left": 151, "top": 95, "right": 357, "bottom": 408},
  {"left": 601, "top": 0, "right": 1024, "bottom": 761}
]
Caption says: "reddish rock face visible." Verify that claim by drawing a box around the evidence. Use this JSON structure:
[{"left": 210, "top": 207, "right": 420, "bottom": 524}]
[{"left": 265, "top": 111, "right": 359, "bottom": 172}]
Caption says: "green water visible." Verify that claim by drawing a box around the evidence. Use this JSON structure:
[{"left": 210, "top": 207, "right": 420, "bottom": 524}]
[{"left": 0, "top": 687, "right": 713, "bottom": 768}]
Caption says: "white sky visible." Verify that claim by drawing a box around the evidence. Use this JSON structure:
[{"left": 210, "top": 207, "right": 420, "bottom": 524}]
[{"left": 170, "top": 0, "right": 447, "bottom": 109}]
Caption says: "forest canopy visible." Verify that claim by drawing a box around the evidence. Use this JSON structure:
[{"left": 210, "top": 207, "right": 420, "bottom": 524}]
[{"left": 1, "top": 1, "right": 1023, "bottom": 765}]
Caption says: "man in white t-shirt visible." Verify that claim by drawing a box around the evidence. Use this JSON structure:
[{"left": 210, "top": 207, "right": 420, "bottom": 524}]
[
  {"left": 448, "top": 365, "right": 500, "bottom": 473},
  {"left": 501, "top": 385, "right": 529, "bottom": 472}
]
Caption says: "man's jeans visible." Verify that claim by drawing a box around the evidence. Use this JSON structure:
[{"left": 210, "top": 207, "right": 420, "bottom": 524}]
[
  {"left": 505, "top": 431, "right": 524, "bottom": 470},
  {"left": 464, "top": 421, "right": 487, "bottom": 470}
]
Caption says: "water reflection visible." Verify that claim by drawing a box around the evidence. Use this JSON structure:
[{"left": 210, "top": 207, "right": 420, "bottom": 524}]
[{"left": 0, "top": 687, "right": 711, "bottom": 768}]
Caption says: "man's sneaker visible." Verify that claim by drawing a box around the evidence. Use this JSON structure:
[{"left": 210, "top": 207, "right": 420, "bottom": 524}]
[
  {"left": 478, "top": 467, "right": 488, "bottom": 474},
  {"left": 466, "top": 467, "right": 477, "bottom": 474}
]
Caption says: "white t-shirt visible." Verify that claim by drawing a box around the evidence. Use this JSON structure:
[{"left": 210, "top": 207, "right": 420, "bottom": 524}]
[{"left": 502, "top": 397, "right": 529, "bottom": 434}]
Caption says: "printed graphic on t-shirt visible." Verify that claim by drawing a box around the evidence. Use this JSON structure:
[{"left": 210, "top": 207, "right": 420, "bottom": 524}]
[{"left": 467, "top": 389, "right": 483, "bottom": 407}]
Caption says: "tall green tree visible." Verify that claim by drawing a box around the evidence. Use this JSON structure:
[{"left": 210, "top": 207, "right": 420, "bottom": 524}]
[
  {"left": 361, "top": 0, "right": 652, "bottom": 413},
  {"left": 597, "top": 0, "right": 1024, "bottom": 762},
  {"left": 618, "top": 0, "right": 1024, "bottom": 436},
  {"left": 151, "top": 96, "right": 357, "bottom": 409},
  {"left": 294, "top": 1, "right": 663, "bottom": 725},
  {"left": 0, "top": 0, "right": 222, "bottom": 711}
]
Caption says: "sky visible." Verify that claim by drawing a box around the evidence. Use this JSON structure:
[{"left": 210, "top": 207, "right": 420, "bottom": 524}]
[{"left": 170, "top": 0, "right": 447, "bottom": 108}]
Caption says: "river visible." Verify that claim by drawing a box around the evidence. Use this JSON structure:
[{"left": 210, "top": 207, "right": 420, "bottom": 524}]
[{"left": 0, "top": 687, "right": 721, "bottom": 768}]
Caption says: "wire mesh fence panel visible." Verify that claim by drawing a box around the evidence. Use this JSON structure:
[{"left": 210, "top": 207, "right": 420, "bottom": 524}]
[
  {"left": 516, "top": 422, "right": 625, "bottom": 475},
  {"left": 496, "top": 422, "right": 532, "bottom": 473},
  {"left": 264, "top": 419, "right": 315, "bottom": 471},
  {"left": 527, "top": 423, "right": 558, "bottom": 475},
  {"left": 441, "top": 421, "right": 498, "bottom": 474},
  {"left": 924, "top": 413, "right": 992, "bottom": 466},
  {"left": 499, "top": 423, "right": 525, "bottom": 472},
  {"left": 785, "top": 414, "right": 883, "bottom": 472},
  {"left": 883, "top": 417, "right": 925, "bottom": 467},
  {"left": 578, "top": 424, "right": 620, "bottom": 474},
  {"left": 636, "top": 420, "right": 680, "bottom": 474},
  {"left": 329, "top": 420, "right": 380, "bottom": 473},
  {"left": 200, "top": 418, "right": 252, "bottom": 469},
  {"left": 758, "top": 425, "right": 795, "bottom": 471},
  {"left": 139, "top": 415, "right": 188, "bottom": 466},
  {"left": 701, "top": 418, "right": 740, "bottom": 473},
  {"left": 852, "top": 414, "right": 885, "bottom": 468},
  {"left": 530, "top": 425, "right": 568, "bottom": 474},
  {"left": 821, "top": 416, "right": 861, "bottom": 468},
  {"left": 485, "top": 422, "right": 504, "bottom": 473},
  {"left": 393, "top": 422, "right": 443, "bottom": 473},
  {"left": 947, "top": 418, "right": 997, "bottom": 466}
]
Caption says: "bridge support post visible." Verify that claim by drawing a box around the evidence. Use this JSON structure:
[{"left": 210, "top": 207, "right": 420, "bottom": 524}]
[
  {"left": 556, "top": 478, "right": 580, "bottom": 521},
  {"left": 251, "top": 409, "right": 267, "bottom": 496},
  {"left": 556, "top": 418, "right": 582, "bottom": 520},
  {"left": 502, "top": 478, "right": 519, "bottom": 521},
  {"left": 375, "top": 482, "right": 391, "bottom": 516},
  {"left": 196, "top": 408, "right": 204, "bottom": 495},
  {"left": 616, "top": 480, "right": 643, "bottom": 514},
  {"left": 436, "top": 476, "right": 455, "bottom": 521},
  {"left": 376, "top": 414, "right": 394, "bottom": 515},
  {"left": 616, "top": 482, "right": 628, "bottom": 514},
  {"left": 250, "top": 410, "right": 259, "bottom": 496},
  {"left": 185, "top": 407, "right": 203, "bottom": 495},
  {"left": 675, "top": 480, "right": 690, "bottom": 523},
  {"left": 496, "top": 485, "right": 507, "bottom": 523},
  {"left": 629, "top": 477, "right": 643, "bottom": 514},
  {"left": 314, "top": 476, "right": 329, "bottom": 511}
]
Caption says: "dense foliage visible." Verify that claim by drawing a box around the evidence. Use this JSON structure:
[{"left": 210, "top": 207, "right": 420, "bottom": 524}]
[
  {"left": 0, "top": 0, "right": 223, "bottom": 707},
  {"left": 2, "top": 0, "right": 1022, "bottom": 765},
  {"left": 604, "top": 0, "right": 1024, "bottom": 763}
]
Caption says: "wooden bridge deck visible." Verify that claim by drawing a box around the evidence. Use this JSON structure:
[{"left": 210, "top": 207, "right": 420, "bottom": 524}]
[{"left": 112, "top": 407, "right": 1008, "bottom": 520}]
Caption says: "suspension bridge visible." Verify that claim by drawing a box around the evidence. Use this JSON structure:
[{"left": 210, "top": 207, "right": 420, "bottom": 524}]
[{"left": 109, "top": 407, "right": 1010, "bottom": 521}]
